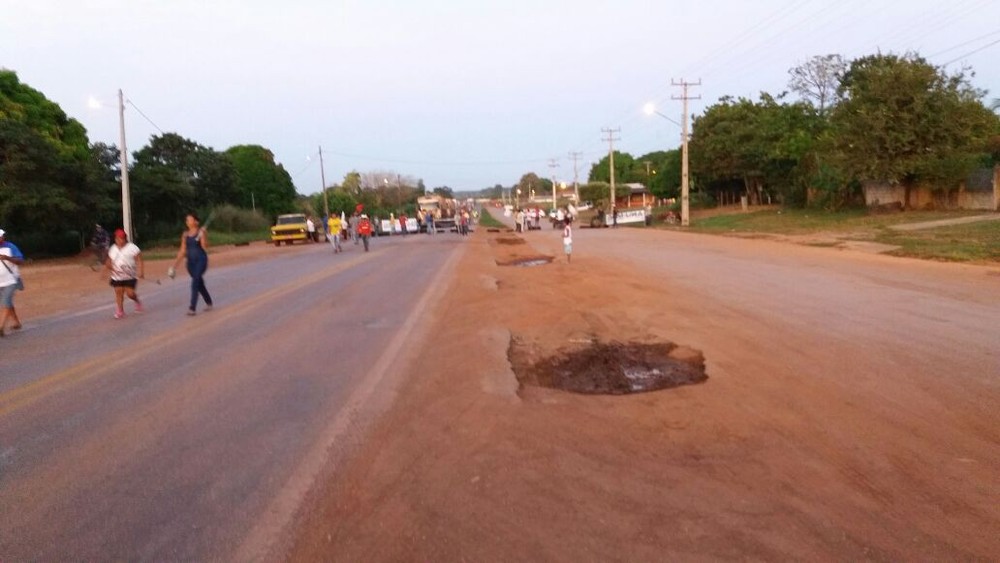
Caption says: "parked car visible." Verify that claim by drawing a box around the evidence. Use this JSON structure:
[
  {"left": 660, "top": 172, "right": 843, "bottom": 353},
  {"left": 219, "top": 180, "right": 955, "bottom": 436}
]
[{"left": 270, "top": 213, "right": 309, "bottom": 246}]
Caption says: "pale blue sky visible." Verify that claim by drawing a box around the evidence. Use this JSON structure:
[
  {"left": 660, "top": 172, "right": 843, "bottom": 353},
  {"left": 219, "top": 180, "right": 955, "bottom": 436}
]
[{"left": 3, "top": 0, "right": 998, "bottom": 194}]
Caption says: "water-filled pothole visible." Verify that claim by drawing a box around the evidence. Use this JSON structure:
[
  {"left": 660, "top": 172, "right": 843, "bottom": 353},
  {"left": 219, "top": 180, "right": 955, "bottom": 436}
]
[
  {"left": 509, "top": 339, "right": 707, "bottom": 395},
  {"left": 496, "top": 256, "right": 554, "bottom": 267}
]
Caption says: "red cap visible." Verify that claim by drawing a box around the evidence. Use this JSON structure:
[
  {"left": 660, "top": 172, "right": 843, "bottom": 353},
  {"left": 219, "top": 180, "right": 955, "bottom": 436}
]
[{"left": 114, "top": 228, "right": 127, "bottom": 239}]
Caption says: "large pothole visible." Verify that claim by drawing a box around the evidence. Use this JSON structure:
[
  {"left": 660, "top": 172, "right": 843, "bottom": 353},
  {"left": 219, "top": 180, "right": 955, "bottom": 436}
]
[{"left": 509, "top": 339, "right": 707, "bottom": 395}]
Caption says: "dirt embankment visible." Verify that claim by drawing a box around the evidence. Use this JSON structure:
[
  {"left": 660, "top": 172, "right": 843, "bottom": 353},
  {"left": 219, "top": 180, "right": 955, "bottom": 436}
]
[{"left": 287, "top": 229, "right": 999, "bottom": 561}]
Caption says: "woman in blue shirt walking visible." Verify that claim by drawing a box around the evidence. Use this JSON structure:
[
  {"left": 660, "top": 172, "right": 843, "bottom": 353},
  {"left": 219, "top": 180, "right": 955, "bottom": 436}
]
[{"left": 169, "top": 213, "right": 214, "bottom": 316}]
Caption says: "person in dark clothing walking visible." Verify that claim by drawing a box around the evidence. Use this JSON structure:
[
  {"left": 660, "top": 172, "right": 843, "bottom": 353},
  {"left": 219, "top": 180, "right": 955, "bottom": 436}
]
[
  {"left": 168, "top": 213, "right": 214, "bottom": 316},
  {"left": 89, "top": 224, "right": 110, "bottom": 270}
]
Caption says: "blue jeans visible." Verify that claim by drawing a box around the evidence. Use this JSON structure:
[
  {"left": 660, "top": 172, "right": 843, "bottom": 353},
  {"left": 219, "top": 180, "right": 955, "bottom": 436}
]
[{"left": 187, "top": 256, "right": 212, "bottom": 310}]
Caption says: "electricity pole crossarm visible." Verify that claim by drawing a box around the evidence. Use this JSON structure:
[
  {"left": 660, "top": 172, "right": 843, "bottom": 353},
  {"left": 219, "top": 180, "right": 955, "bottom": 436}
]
[{"left": 672, "top": 79, "right": 701, "bottom": 227}]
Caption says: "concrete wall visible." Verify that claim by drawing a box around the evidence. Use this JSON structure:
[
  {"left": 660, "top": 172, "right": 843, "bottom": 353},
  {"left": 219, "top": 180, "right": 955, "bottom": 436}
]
[{"left": 864, "top": 167, "right": 999, "bottom": 211}]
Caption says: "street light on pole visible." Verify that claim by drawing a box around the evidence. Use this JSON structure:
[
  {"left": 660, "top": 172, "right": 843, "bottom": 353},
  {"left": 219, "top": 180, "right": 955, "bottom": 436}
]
[
  {"left": 86, "top": 91, "right": 133, "bottom": 239},
  {"left": 117, "top": 90, "right": 134, "bottom": 241},
  {"left": 644, "top": 101, "right": 689, "bottom": 226}
]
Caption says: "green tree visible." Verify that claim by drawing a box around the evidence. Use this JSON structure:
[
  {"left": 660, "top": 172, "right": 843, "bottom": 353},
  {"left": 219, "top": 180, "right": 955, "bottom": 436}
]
[
  {"left": 83, "top": 142, "right": 125, "bottom": 228},
  {"left": 690, "top": 93, "right": 824, "bottom": 206},
  {"left": 0, "top": 70, "right": 99, "bottom": 241},
  {"left": 0, "top": 118, "right": 79, "bottom": 232},
  {"left": 515, "top": 172, "right": 543, "bottom": 202},
  {"left": 578, "top": 182, "right": 613, "bottom": 208},
  {"left": 635, "top": 150, "right": 681, "bottom": 199},
  {"left": 432, "top": 186, "right": 454, "bottom": 198},
  {"left": 226, "top": 144, "right": 296, "bottom": 218},
  {"left": 830, "top": 53, "right": 999, "bottom": 207},
  {"left": 340, "top": 171, "right": 363, "bottom": 195},
  {"left": 588, "top": 151, "right": 635, "bottom": 184},
  {"left": 130, "top": 133, "right": 239, "bottom": 240}
]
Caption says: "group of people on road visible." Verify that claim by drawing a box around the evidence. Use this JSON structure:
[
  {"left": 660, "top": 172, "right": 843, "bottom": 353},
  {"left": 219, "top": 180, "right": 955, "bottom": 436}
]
[
  {"left": 324, "top": 212, "right": 375, "bottom": 252},
  {"left": 96, "top": 213, "right": 214, "bottom": 321},
  {"left": 3, "top": 202, "right": 488, "bottom": 337},
  {"left": 0, "top": 213, "right": 215, "bottom": 339},
  {"left": 508, "top": 207, "right": 574, "bottom": 263}
]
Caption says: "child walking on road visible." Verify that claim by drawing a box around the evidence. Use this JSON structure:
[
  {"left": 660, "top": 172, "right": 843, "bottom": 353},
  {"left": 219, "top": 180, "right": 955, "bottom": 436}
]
[{"left": 562, "top": 219, "right": 573, "bottom": 264}]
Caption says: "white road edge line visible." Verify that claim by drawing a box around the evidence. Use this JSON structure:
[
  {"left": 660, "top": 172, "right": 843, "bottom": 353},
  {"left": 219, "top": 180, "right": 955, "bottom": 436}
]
[{"left": 232, "top": 241, "right": 467, "bottom": 562}]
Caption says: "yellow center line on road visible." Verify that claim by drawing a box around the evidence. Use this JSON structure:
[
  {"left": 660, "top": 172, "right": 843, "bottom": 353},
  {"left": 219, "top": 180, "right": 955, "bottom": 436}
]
[{"left": 0, "top": 251, "right": 376, "bottom": 417}]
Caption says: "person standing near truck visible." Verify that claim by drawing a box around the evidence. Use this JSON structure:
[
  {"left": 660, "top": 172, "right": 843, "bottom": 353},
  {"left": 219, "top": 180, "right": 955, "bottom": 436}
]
[
  {"left": 306, "top": 215, "right": 317, "bottom": 243},
  {"left": 425, "top": 210, "right": 435, "bottom": 235}
]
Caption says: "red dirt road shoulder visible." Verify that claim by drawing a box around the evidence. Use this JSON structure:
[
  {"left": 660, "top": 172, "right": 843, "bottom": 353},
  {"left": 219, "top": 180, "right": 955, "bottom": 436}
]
[{"left": 287, "top": 230, "right": 1000, "bottom": 560}]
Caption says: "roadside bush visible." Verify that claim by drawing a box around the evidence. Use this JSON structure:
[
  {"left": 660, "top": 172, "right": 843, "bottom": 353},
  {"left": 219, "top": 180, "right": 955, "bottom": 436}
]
[
  {"left": 13, "top": 230, "right": 81, "bottom": 258},
  {"left": 689, "top": 191, "right": 716, "bottom": 209},
  {"left": 209, "top": 204, "right": 270, "bottom": 233}
]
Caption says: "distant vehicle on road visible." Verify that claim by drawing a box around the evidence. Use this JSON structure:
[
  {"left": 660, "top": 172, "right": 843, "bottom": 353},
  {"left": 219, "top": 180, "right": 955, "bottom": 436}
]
[
  {"left": 418, "top": 195, "right": 457, "bottom": 232},
  {"left": 271, "top": 213, "right": 309, "bottom": 246}
]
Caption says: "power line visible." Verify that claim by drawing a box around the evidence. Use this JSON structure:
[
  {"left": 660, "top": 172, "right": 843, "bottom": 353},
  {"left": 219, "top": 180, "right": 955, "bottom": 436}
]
[
  {"left": 291, "top": 153, "right": 318, "bottom": 179},
  {"left": 928, "top": 28, "right": 1000, "bottom": 58},
  {"left": 124, "top": 99, "right": 165, "bottom": 135},
  {"left": 942, "top": 37, "right": 1000, "bottom": 65},
  {"left": 316, "top": 148, "right": 548, "bottom": 167}
]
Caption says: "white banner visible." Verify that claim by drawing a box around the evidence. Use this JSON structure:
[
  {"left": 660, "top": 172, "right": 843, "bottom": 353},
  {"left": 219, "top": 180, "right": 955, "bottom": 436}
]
[
  {"left": 605, "top": 208, "right": 646, "bottom": 226},
  {"left": 406, "top": 218, "right": 419, "bottom": 233}
]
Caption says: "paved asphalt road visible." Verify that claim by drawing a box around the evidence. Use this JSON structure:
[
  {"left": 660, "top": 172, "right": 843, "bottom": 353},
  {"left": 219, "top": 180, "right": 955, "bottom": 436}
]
[{"left": 0, "top": 232, "right": 466, "bottom": 560}]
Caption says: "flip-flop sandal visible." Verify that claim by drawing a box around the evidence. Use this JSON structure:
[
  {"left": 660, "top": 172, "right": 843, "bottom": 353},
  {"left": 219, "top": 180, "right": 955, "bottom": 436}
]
[{"left": 11, "top": 324, "right": 21, "bottom": 330}]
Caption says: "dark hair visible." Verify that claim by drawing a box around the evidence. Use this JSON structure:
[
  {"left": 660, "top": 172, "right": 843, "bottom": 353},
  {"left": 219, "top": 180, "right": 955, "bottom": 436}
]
[{"left": 188, "top": 213, "right": 201, "bottom": 223}]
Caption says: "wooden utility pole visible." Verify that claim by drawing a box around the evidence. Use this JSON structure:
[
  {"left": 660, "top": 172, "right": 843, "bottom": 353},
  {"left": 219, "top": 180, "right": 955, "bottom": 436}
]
[
  {"left": 568, "top": 151, "right": 583, "bottom": 203},
  {"left": 601, "top": 127, "right": 621, "bottom": 212},
  {"left": 548, "top": 158, "right": 560, "bottom": 209},
  {"left": 117, "top": 89, "right": 133, "bottom": 241},
  {"left": 319, "top": 146, "right": 329, "bottom": 218},
  {"left": 644, "top": 161, "right": 653, "bottom": 207},
  {"left": 672, "top": 79, "right": 700, "bottom": 227}
]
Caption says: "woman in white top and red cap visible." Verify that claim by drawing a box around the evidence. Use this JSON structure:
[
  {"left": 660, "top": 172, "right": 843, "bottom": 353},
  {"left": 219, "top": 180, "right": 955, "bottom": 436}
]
[{"left": 104, "top": 228, "right": 145, "bottom": 319}]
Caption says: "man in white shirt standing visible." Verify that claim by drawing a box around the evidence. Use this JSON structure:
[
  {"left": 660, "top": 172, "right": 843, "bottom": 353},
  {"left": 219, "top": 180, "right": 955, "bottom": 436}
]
[
  {"left": 105, "top": 228, "right": 145, "bottom": 319},
  {"left": 306, "top": 215, "right": 317, "bottom": 243}
]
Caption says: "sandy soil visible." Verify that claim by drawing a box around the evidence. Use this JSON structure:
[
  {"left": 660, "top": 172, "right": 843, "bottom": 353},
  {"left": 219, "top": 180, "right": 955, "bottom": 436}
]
[{"left": 286, "top": 227, "right": 999, "bottom": 561}]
